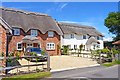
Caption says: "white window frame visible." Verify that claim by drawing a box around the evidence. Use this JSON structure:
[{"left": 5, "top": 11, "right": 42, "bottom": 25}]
[
  {"left": 48, "top": 31, "right": 54, "bottom": 37},
  {"left": 46, "top": 43, "right": 55, "bottom": 50},
  {"left": 13, "top": 28, "right": 20, "bottom": 35},
  {"left": 17, "top": 42, "right": 22, "bottom": 50},
  {"left": 70, "top": 34, "right": 74, "bottom": 39},
  {"left": 31, "top": 29, "right": 38, "bottom": 36}
]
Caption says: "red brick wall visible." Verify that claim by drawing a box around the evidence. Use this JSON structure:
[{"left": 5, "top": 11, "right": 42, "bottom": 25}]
[
  {"left": 0, "top": 25, "right": 7, "bottom": 67},
  {"left": 8, "top": 29, "right": 25, "bottom": 52},
  {"left": 0, "top": 25, "right": 7, "bottom": 56},
  {"left": 8, "top": 29, "right": 61, "bottom": 56}
]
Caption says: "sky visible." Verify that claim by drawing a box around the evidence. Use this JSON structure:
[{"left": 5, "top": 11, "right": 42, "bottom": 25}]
[{"left": 1, "top": 2, "right": 119, "bottom": 41}]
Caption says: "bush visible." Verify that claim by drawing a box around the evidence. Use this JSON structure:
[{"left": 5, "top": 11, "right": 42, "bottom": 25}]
[
  {"left": 62, "top": 45, "right": 69, "bottom": 55},
  {"left": 101, "top": 48, "right": 110, "bottom": 53},
  {"left": 0, "top": 52, "right": 4, "bottom": 57}
]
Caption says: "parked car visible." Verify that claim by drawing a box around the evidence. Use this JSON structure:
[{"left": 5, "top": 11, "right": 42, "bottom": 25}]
[{"left": 25, "top": 47, "right": 48, "bottom": 62}]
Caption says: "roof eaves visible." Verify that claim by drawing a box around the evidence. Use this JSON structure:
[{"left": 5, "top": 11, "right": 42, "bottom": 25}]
[{"left": 0, "top": 17, "right": 12, "bottom": 34}]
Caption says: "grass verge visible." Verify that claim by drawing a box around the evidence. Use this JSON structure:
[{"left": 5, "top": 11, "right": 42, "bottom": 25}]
[
  {"left": 102, "top": 60, "right": 120, "bottom": 67},
  {"left": 2, "top": 72, "right": 51, "bottom": 80}
]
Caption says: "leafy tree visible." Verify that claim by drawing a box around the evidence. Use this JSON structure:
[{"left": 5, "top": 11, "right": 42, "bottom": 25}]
[
  {"left": 104, "top": 12, "right": 120, "bottom": 41},
  {"left": 101, "top": 48, "right": 110, "bottom": 53},
  {"left": 62, "top": 45, "right": 69, "bottom": 55},
  {"left": 111, "top": 48, "right": 120, "bottom": 61},
  {"left": 78, "top": 44, "right": 83, "bottom": 57}
]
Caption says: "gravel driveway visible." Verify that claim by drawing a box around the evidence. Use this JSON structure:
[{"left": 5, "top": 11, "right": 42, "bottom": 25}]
[{"left": 50, "top": 55, "right": 99, "bottom": 71}]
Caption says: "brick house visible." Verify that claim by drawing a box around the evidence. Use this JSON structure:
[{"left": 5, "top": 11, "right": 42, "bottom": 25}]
[{"left": 0, "top": 7, "right": 63, "bottom": 56}]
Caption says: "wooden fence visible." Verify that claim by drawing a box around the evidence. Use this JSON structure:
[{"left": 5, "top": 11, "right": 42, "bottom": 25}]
[{"left": 0, "top": 55, "right": 50, "bottom": 76}]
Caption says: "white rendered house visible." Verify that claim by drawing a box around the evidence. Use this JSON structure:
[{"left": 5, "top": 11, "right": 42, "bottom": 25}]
[{"left": 59, "top": 22, "right": 104, "bottom": 51}]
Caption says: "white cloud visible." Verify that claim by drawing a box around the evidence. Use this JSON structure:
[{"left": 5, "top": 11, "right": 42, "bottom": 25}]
[
  {"left": 45, "top": 3, "right": 68, "bottom": 13},
  {"left": 57, "top": 3, "right": 68, "bottom": 11},
  {"left": 60, "top": 3, "right": 68, "bottom": 10}
]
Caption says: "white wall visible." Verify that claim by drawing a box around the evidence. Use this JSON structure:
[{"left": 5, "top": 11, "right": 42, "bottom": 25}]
[{"left": 61, "top": 34, "right": 104, "bottom": 50}]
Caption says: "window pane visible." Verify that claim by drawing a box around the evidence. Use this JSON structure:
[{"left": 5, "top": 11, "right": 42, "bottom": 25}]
[
  {"left": 46, "top": 43, "right": 55, "bottom": 50},
  {"left": 71, "top": 34, "right": 74, "bottom": 38},
  {"left": 83, "top": 35, "right": 86, "bottom": 39},
  {"left": 31, "top": 30, "right": 38, "bottom": 36},
  {"left": 48, "top": 31, "right": 54, "bottom": 37},
  {"left": 14, "top": 29, "right": 20, "bottom": 35},
  {"left": 17, "top": 43, "right": 22, "bottom": 50}
]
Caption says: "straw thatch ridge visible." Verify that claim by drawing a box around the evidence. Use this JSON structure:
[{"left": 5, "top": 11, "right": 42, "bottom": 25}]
[
  {"left": 58, "top": 22, "right": 104, "bottom": 37},
  {"left": 0, "top": 7, "right": 63, "bottom": 35}
]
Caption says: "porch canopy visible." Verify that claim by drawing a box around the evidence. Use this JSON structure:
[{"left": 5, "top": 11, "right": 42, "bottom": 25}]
[
  {"left": 112, "top": 40, "right": 120, "bottom": 45},
  {"left": 22, "top": 35, "right": 40, "bottom": 43},
  {"left": 86, "top": 37, "right": 100, "bottom": 45}
]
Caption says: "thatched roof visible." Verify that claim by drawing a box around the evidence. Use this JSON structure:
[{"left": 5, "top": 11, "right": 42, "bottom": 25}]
[
  {"left": 112, "top": 40, "right": 120, "bottom": 45},
  {"left": 86, "top": 37, "right": 100, "bottom": 45},
  {"left": 0, "top": 7, "right": 63, "bottom": 35},
  {"left": 59, "top": 22, "right": 104, "bottom": 37}
]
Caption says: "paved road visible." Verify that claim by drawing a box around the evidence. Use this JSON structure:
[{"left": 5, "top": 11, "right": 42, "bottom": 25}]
[{"left": 52, "top": 65, "right": 119, "bottom": 79}]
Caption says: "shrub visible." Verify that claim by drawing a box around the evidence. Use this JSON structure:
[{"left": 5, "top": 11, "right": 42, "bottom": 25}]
[
  {"left": 62, "top": 45, "right": 69, "bottom": 55},
  {"left": 101, "top": 48, "right": 110, "bottom": 53},
  {"left": 0, "top": 52, "right": 4, "bottom": 57}
]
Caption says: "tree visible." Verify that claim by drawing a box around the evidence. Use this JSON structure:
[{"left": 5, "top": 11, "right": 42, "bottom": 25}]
[
  {"left": 78, "top": 44, "right": 83, "bottom": 57},
  {"left": 111, "top": 48, "right": 119, "bottom": 61},
  {"left": 104, "top": 12, "right": 120, "bottom": 41},
  {"left": 62, "top": 45, "right": 69, "bottom": 55}
]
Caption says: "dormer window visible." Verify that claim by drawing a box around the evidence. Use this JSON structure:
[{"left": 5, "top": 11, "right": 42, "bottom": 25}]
[
  {"left": 48, "top": 31, "right": 54, "bottom": 37},
  {"left": 70, "top": 34, "right": 74, "bottom": 38},
  {"left": 13, "top": 28, "right": 20, "bottom": 35},
  {"left": 31, "top": 29, "right": 38, "bottom": 36}
]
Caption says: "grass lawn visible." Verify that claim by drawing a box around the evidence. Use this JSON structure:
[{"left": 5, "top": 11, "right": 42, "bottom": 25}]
[
  {"left": 102, "top": 60, "right": 120, "bottom": 67},
  {"left": 2, "top": 72, "right": 51, "bottom": 80}
]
